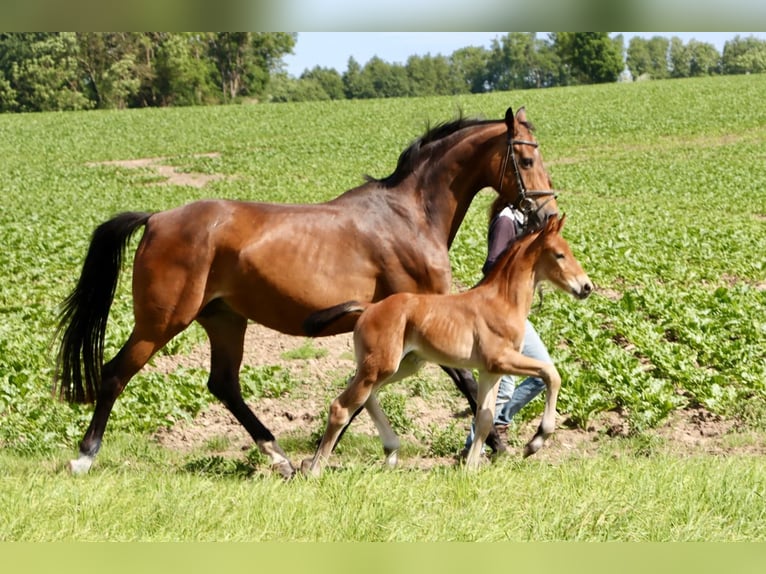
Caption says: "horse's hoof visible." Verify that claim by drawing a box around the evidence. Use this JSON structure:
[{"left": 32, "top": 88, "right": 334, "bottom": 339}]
[
  {"left": 272, "top": 460, "right": 296, "bottom": 480},
  {"left": 384, "top": 449, "right": 398, "bottom": 468},
  {"left": 68, "top": 455, "right": 94, "bottom": 475}
]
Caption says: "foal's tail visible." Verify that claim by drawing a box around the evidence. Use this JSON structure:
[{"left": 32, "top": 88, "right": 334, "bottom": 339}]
[
  {"left": 302, "top": 301, "right": 367, "bottom": 337},
  {"left": 54, "top": 212, "right": 152, "bottom": 404}
]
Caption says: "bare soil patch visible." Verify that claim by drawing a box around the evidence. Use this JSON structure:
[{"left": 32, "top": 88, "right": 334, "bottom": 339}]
[
  {"left": 87, "top": 153, "right": 226, "bottom": 188},
  {"left": 151, "top": 323, "right": 765, "bottom": 470}
]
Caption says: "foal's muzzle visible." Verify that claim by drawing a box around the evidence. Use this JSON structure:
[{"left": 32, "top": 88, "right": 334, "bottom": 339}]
[{"left": 574, "top": 279, "right": 594, "bottom": 300}]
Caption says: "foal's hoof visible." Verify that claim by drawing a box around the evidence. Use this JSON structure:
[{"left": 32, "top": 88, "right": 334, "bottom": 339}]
[
  {"left": 523, "top": 435, "right": 546, "bottom": 458},
  {"left": 300, "top": 458, "right": 321, "bottom": 478}
]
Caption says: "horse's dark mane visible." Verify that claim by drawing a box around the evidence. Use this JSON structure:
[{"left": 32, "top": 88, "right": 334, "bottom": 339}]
[{"left": 365, "top": 115, "right": 498, "bottom": 188}]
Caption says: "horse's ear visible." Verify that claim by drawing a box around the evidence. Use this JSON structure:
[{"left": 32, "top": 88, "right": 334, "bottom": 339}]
[
  {"left": 505, "top": 107, "right": 514, "bottom": 129},
  {"left": 515, "top": 107, "right": 528, "bottom": 124},
  {"left": 557, "top": 213, "right": 567, "bottom": 233}
]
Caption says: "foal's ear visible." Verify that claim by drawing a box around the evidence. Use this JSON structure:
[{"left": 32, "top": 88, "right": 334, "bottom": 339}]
[
  {"left": 557, "top": 213, "right": 567, "bottom": 232},
  {"left": 543, "top": 213, "right": 559, "bottom": 235}
]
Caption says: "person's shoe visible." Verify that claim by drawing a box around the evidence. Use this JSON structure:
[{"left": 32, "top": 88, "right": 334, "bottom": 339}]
[{"left": 490, "top": 424, "right": 510, "bottom": 456}]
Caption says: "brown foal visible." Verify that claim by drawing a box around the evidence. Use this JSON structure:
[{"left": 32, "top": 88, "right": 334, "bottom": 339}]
[{"left": 302, "top": 214, "right": 592, "bottom": 475}]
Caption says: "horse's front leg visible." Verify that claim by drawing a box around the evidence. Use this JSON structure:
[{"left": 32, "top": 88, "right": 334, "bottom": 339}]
[{"left": 464, "top": 373, "right": 502, "bottom": 469}]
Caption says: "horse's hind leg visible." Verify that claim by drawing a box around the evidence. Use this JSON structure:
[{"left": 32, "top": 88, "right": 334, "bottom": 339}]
[
  {"left": 196, "top": 302, "right": 294, "bottom": 479},
  {"left": 70, "top": 333, "right": 174, "bottom": 474}
]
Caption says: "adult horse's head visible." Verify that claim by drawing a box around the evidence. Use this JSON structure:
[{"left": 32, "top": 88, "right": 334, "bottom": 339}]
[{"left": 496, "top": 107, "right": 559, "bottom": 228}]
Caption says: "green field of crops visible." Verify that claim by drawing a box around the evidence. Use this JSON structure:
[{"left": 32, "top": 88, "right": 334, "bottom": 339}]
[{"left": 1, "top": 75, "right": 765, "bottom": 541}]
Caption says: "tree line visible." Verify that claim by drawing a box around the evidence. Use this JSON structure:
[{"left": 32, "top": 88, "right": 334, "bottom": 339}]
[{"left": 2, "top": 32, "right": 765, "bottom": 112}]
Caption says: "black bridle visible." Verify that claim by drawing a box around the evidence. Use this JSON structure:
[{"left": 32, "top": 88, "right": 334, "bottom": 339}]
[{"left": 498, "top": 136, "right": 559, "bottom": 228}]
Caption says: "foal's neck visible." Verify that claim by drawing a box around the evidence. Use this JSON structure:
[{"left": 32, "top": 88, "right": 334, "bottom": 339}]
[{"left": 485, "top": 240, "right": 541, "bottom": 318}]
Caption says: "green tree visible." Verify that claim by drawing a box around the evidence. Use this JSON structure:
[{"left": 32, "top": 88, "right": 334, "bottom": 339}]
[
  {"left": 554, "top": 32, "right": 623, "bottom": 84},
  {"left": 362, "top": 57, "right": 409, "bottom": 98},
  {"left": 486, "top": 32, "right": 540, "bottom": 90},
  {"left": 626, "top": 36, "right": 651, "bottom": 79},
  {"left": 207, "top": 32, "right": 296, "bottom": 101},
  {"left": 76, "top": 32, "right": 146, "bottom": 109},
  {"left": 300, "top": 66, "right": 345, "bottom": 99},
  {"left": 669, "top": 37, "right": 690, "bottom": 78},
  {"left": 722, "top": 35, "right": 766, "bottom": 75},
  {"left": 450, "top": 46, "right": 490, "bottom": 93},
  {"left": 0, "top": 33, "right": 90, "bottom": 112},
  {"left": 686, "top": 40, "right": 721, "bottom": 76},
  {"left": 152, "top": 33, "right": 216, "bottom": 106},
  {"left": 405, "top": 53, "right": 461, "bottom": 96}
]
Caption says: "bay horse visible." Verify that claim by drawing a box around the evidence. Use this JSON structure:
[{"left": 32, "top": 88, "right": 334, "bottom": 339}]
[
  {"left": 301, "top": 214, "right": 592, "bottom": 476},
  {"left": 55, "top": 106, "right": 559, "bottom": 478}
]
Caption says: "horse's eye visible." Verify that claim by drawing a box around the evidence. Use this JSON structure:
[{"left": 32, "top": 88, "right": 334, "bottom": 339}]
[
  {"left": 521, "top": 158, "right": 534, "bottom": 168},
  {"left": 555, "top": 252, "right": 565, "bottom": 260}
]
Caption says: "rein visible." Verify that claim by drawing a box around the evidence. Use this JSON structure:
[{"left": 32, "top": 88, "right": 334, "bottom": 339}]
[{"left": 498, "top": 135, "right": 558, "bottom": 226}]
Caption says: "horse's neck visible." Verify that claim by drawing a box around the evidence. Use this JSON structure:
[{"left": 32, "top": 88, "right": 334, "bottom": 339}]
[{"left": 422, "top": 127, "right": 504, "bottom": 247}]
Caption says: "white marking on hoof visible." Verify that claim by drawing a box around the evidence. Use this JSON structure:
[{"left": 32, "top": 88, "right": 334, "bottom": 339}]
[
  {"left": 262, "top": 441, "right": 295, "bottom": 479},
  {"left": 384, "top": 450, "right": 398, "bottom": 468},
  {"left": 68, "top": 455, "right": 94, "bottom": 475}
]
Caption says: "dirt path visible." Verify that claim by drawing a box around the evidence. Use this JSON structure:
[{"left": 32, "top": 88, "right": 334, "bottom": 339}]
[{"left": 150, "top": 323, "right": 765, "bottom": 470}]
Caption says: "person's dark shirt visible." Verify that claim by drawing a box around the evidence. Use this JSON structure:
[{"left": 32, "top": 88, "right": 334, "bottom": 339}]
[{"left": 482, "top": 206, "right": 525, "bottom": 276}]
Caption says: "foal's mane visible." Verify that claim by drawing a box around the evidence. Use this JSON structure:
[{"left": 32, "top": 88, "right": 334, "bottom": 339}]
[
  {"left": 475, "top": 223, "right": 545, "bottom": 291},
  {"left": 366, "top": 115, "right": 497, "bottom": 188}
]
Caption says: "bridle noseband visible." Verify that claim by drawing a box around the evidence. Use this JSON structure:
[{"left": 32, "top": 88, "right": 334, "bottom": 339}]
[{"left": 498, "top": 135, "right": 559, "bottom": 227}]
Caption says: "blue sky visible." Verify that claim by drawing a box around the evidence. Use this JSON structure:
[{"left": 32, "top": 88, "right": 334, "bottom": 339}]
[{"left": 282, "top": 32, "right": 766, "bottom": 76}]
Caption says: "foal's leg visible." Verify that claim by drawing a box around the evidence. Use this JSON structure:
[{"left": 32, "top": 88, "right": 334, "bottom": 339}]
[
  {"left": 441, "top": 366, "right": 506, "bottom": 454},
  {"left": 362, "top": 353, "right": 424, "bottom": 467},
  {"left": 491, "top": 349, "right": 561, "bottom": 457},
  {"left": 523, "top": 363, "right": 561, "bottom": 458},
  {"left": 464, "top": 373, "right": 501, "bottom": 469},
  {"left": 301, "top": 368, "right": 385, "bottom": 477},
  {"left": 70, "top": 329, "right": 181, "bottom": 474},
  {"left": 196, "top": 303, "right": 294, "bottom": 478}
]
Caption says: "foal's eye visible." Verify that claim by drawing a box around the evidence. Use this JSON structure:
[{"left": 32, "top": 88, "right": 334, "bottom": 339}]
[{"left": 555, "top": 252, "right": 565, "bottom": 260}]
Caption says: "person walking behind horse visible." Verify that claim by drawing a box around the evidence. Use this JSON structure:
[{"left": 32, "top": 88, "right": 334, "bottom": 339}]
[{"left": 463, "top": 197, "right": 554, "bottom": 455}]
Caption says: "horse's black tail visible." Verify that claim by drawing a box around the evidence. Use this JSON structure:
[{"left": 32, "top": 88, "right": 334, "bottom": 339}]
[
  {"left": 302, "top": 301, "right": 367, "bottom": 337},
  {"left": 54, "top": 212, "right": 152, "bottom": 404}
]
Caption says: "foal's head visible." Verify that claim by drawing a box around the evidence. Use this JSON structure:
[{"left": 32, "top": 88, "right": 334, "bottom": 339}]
[{"left": 533, "top": 214, "right": 593, "bottom": 300}]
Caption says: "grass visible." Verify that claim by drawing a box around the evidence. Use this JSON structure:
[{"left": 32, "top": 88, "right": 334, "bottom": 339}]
[
  {"left": 1, "top": 434, "right": 764, "bottom": 541},
  {"left": 1, "top": 74, "right": 766, "bottom": 541}
]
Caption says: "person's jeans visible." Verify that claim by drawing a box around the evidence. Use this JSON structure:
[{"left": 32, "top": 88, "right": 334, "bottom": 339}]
[{"left": 464, "top": 319, "right": 551, "bottom": 449}]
